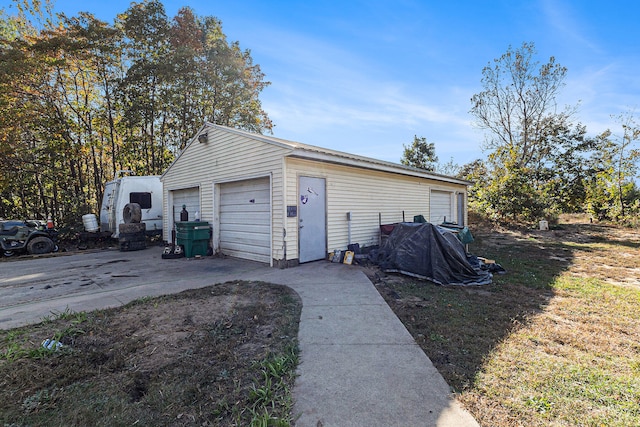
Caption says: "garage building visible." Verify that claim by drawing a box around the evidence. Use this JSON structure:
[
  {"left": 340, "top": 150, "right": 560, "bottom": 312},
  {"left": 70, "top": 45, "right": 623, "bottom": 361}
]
[{"left": 161, "top": 123, "right": 470, "bottom": 267}]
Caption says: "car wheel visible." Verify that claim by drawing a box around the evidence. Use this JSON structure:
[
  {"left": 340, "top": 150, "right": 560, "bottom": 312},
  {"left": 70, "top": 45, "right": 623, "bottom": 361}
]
[
  {"left": 3, "top": 250, "right": 15, "bottom": 257},
  {"left": 27, "top": 236, "right": 55, "bottom": 254},
  {"left": 123, "top": 203, "right": 142, "bottom": 223}
]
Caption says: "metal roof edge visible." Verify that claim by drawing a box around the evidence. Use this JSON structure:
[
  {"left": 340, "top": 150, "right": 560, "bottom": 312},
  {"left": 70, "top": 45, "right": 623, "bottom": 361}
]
[
  {"left": 163, "top": 123, "right": 470, "bottom": 186},
  {"left": 286, "top": 148, "right": 471, "bottom": 185},
  {"left": 208, "top": 124, "right": 470, "bottom": 185},
  {"left": 206, "top": 123, "right": 298, "bottom": 150}
]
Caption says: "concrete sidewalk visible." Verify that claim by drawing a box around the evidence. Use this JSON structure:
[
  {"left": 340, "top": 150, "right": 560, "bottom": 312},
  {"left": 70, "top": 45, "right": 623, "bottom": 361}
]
[
  {"left": 0, "top": 248, "right": 478, "bottom": 426},
  {"left": 253, "top": 262, "right": 479, "bottom": 427}
]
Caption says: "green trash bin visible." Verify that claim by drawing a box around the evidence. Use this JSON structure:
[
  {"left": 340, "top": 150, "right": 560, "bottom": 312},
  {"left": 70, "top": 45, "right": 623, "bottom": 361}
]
[{"left": 176, "top": 221, "right": 210, "bottom": 257}]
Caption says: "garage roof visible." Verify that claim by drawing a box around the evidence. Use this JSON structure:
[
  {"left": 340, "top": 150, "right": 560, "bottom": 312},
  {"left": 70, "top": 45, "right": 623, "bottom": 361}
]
[{"left": 165, "top": 123, "right": 470, "bottom": 186}]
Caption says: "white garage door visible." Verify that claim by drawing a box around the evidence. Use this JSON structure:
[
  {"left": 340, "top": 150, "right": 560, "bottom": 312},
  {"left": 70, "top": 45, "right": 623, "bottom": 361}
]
[
  {"left": 430, "top": 190, "right": 453, "bottom": 224},
  {"left": 219, "top": 177, "right": 271, "bottom": 263},
  {"left": 171, "top": 187, "right": 200, "bottom": 223}
]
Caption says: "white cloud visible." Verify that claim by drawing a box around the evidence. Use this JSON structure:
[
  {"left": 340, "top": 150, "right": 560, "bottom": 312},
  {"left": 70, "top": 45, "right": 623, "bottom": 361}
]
[
  {"left": 539, "top": 0, "right": 602, "bottom": 54},
  {"left": 237, "top": 15, "right": 490, "bottom": 165},
  {"left": 561, "top": 58, "right": 640, "bottom": 137}
]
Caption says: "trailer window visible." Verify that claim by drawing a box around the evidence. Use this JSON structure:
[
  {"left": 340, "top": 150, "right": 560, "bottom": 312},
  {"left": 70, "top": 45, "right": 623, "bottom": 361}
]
[{"left": 130, "top": 192, "right": 152, "bottom": 209}]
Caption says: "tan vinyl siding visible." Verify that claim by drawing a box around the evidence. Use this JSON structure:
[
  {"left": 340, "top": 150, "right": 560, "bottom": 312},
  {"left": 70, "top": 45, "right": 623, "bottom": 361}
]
[
  {"left": 284, "top": 158, "right": 466, "bottom": 256},
  {"left": 162, "top": 126, "right": 288, "bottom": 264},
  {"left": 163, "top": 124, "right": 468, "bottom": 265}
]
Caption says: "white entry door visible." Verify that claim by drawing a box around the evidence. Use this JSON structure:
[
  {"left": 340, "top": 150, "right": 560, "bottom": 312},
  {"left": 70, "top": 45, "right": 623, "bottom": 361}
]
[
  {"left": 457, "top": 192, "right": 465, "bottom": 225},
  {"left": 298, "top": 176, "right": 326, "bottom": 263}
]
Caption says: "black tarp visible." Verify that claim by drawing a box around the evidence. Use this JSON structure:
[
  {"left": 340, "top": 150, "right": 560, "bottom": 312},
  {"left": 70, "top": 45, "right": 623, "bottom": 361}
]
[{"left": 372, "top": 222, "right": 492, "bottom": 286}]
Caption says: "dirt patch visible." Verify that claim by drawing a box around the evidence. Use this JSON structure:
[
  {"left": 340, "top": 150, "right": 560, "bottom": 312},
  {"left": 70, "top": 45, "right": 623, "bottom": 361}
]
[{"left": 0, "top": 281, "right": 302, "bottom": 426}]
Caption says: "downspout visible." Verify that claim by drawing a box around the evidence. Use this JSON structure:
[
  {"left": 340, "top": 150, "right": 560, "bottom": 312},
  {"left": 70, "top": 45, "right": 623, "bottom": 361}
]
[{"left": 347, "top": 212, "right": 352, "bottom": 245}]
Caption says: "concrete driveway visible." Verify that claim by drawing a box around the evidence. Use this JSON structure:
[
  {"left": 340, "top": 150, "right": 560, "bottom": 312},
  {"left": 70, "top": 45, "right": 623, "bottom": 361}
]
[
  {"left": 0, "top": 247, "right": 479, "bottom": 426},
  {"left": 0, "top": 247, "right": 269, "bottom": 329}
]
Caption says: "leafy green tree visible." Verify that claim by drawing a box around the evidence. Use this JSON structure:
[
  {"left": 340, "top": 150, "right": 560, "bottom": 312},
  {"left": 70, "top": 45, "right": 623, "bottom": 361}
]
[
  {"left": 471, "top": 42, "right": 568, "bottom": 169},
  {"left": 401, "top": 135, "right": 438, "bottom": 171},
  {"left": 165, "top": 7, "right": 205, "bottom": 146},
  {"left": 458, "top": 159, "right": 489, "bottom": 214},
  {"left": 0, "top": 0, "right": 73, "bottom": 222},
  {"left": 197, "top": 15, "right": 272, "bottom": 135},
  {"left": 117, "top": 0, "right": 171, "bottom": 175},
  {"left": 52, "top": 12, "right": 126, "bottom": 214},
  {"left": 533, "top": 116, "right": 596, "bottom": 214},
  {"left": 469, "top": 42, "right": 588, "bottom": 222},
  {"left": 585, "top": 114, "right": 640, "bottom": 221},
  {"left": 0, "top": 0, "right": 273, "bottom": 227},
  {"left": 435, "top": 157, "right": 461, "bottom": 176},
  {"left": 165, "top": 8, "right": 271, "bottom": 147}
]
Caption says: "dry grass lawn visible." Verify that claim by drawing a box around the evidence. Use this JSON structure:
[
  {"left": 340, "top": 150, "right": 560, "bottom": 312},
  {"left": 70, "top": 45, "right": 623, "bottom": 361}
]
[
  {"left": 0, "top": 281, "right": 301, "bottom": 426},
  {"left": 374, "top": 214, "right": 640, "bottom": 426}
]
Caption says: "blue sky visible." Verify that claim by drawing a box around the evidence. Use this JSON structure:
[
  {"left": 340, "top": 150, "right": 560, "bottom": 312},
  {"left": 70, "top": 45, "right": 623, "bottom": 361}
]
[{"left": 3, "top": 0, "right": 639, "bottom": 167}]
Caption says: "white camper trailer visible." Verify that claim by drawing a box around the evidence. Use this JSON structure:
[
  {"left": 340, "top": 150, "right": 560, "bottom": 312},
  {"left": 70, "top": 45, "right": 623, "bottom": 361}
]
[{"left": 99, "top": 172, "right": 163, "bottom": 238}]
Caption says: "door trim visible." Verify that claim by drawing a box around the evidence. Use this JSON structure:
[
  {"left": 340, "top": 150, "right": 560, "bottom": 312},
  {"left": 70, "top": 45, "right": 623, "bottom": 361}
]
[{"left": 298, "top": 175, "right": 327, "bottom": 263}]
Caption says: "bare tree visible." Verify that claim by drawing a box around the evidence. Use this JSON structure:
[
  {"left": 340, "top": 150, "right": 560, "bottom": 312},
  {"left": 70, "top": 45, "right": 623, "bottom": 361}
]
[{"left": 470, "top": 42, "right": 568, "bottom": 169}]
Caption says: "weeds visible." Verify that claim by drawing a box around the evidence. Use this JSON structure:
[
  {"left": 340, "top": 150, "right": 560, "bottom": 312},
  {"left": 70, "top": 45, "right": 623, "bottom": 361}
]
[
  {"left": 525, "top": 395, "right": 554, "bottom": 414},
  {"left": 1, "top": 308, "right": 88, "bottom": 362},
  {"left": 247, "top": 345, "right": 299, "bottom": 426},
  {"left": 41, "top": 306, "right": 87, "bottom": 324}
]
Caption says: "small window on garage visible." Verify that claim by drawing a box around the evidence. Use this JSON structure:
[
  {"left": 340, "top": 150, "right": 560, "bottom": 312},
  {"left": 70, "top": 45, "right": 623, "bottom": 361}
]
[{"left": 130, "top": 192, "right": 152, "bottom": 209}]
